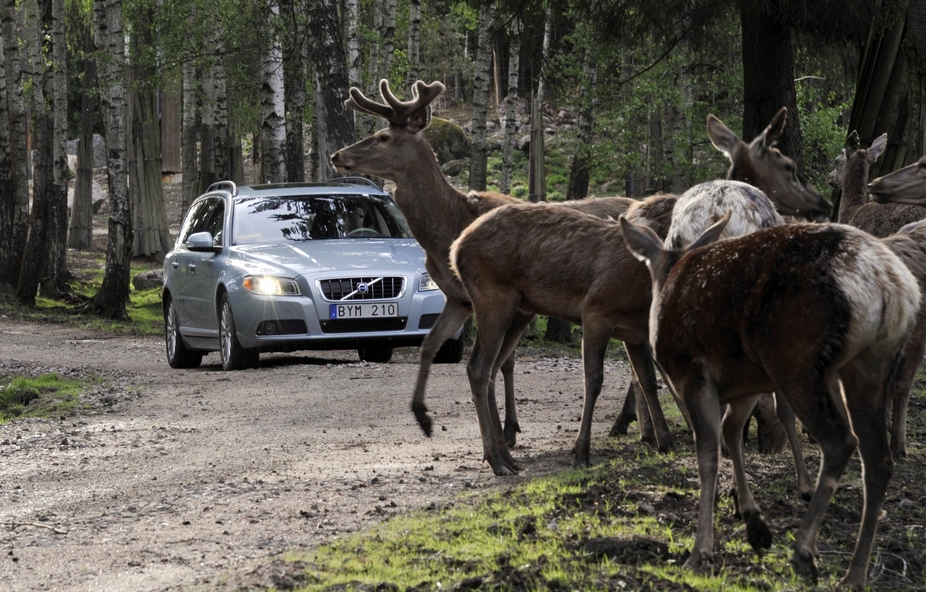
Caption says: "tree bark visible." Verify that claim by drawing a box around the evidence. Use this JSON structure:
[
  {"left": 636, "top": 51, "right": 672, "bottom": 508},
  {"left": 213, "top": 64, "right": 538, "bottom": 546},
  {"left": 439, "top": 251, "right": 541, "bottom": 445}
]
[
  {"left": 128, "top": 15, "right": 171, "bottom": 259},
  {"left": 0, "top": 16, "right": 15, "bottom": 285},
  {"left": 68, "top": 22, "right": 97, "bottom": 250},
  {"left": 0, "top": 0, "right": 30, "bottom": 287},
  {"left": 345, "top": 0, "right": 360, "bottom": 88},
  {"left": 499, "top": 17, "right": 520, "bottom": 195},
  {"left": 406, "top": 0, "right": 421, "bottom": 92},
  {"left": 44, "top": 0, "right": 70, "bottom": 296},
  {"left": 84, "top": 0, "right": 132, "bottom": 320},
  {"left": 283, "top": 0, "right": 306, "bottom": 182},
  {"left": 260, "top": 1, "right": 287, "bottom": 183},
  {"left": 740, "top": 2, "right": 804, "bottom": 168},
  {"left": 381, "top": 0, "right": 396, "bottom": 80},
  {"left": 536, "top": 5, "right": 553, "bottom": 106},
  {"left": 307, "top": 0, "right": 354, "bottom": 179},
  {"left": 181, "top": 55, "right": 199, "bottom": 218},
  {"left": 469, "top": 3, "right": 495, "bottom": 192}
]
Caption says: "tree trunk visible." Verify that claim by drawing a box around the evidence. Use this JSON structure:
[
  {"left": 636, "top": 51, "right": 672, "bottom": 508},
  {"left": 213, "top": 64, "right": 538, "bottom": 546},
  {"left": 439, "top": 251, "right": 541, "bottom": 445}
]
[
  {"left": 68, "top": 22, "right": 97, "bottom": 250},
  {"left": 345, "top": 0, "right": 360, "bottom": 88},
  {"left": 211, "top": 34, "right": 230, "bottom": 183},
  {"left": 499, "top": 17, "right": 520, "bottom": 195},
  {"left": 181, "top": 56, "right": 199, "bottom": 218},
  {"left": 381, "top": 0, "right": 396, "bottom": 79},
  {"left": 260, "top": 1, "right": 287, "bottom": 183},
  {"left": 307, "top": 0, "right": 354, "bottom": 179},
  {"left": 0, "top": 17, "right": 15, "bottom": 285},
  {"left": 44, "top": 0, "right": 70, "bottom": 296},
  {"left": 406, "top": 0, "right": 421, "bottom": 92},
  {"left": 536, "top": 5, "right": 553, "bottom": 106},
  {"left": 128, "top": 16, "right": 171, "bottom": 259},
  {"left": 84, "top": 0, "right": 132, "bottom": 320},
  {"left": 740, "top": 2, "right": 804, "bottom": 168},
  {"left": 17, "top": 0, "right": 54, "bottom": 305},
  {"left": 469, "top": 3, "right": 495, "bottom": 192},
  {"left": 0, "top": 0, "right": 30, "bottom": 287},
  {"left": 283, "top": 0, "right": 306, "bottom": 182},
  {"left": 906, "top": 0, "right": 926, "bottom": 164}
]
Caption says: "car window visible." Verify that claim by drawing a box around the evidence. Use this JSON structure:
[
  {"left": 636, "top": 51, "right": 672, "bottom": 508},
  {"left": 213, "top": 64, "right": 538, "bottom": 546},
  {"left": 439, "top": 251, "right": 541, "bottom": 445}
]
[
  {"left": 178, "top": 197, "right": 225, "bottom": 245},
  {"left": 233, "top": 194, "right": 413, "bottom": 245}
]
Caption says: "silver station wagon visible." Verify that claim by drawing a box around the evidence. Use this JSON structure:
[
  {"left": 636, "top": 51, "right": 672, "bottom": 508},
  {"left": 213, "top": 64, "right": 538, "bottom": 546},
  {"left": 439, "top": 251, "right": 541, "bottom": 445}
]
[{"left": 161, "top": 178, "right": 462, "bottom": 370}]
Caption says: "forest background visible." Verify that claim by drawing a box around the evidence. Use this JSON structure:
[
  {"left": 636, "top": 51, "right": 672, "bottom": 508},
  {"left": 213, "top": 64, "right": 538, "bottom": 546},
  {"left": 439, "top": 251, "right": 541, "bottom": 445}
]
[{"left": 0, "top": 0, "right": 924, "bottom": 326}]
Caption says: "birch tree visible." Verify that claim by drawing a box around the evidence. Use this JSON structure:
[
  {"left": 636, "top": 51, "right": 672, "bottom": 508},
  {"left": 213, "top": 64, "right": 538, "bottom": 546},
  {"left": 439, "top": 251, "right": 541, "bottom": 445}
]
[
  {"left": 468, "top": 2, "right": 495, "bottom": 191},
  {"left": 0, "top": 0, "right": 30, "bottom": 287},
  {"left": 69, "top": 21, "right": 97, "bottom": 249},
  {"left": 0, "top": 23, "right": 14, "bottom": 284},
  {"left": 260, "top": 1, "right": 287, "bottom": 183},
  {"left": 345, "top": 0, "right": 360, "bottom": 88},
  {"left": 536, "top": 4, "right": 552, "bottom": 106},
  {"left": 381, "top": 0, "right": 397, "bottom": 80},
  {"left": 85, "top": 0, "right": 132, "bottom": 320},
  {"left": 499, "top": 16, "right": 520, "bottom": 194},
  {"left": 181, "top": 57, "right": 199, "bottom": 217},
  {"left": 406, "top": 0, "right": 421, "bottom": 91},
  {"left": 283, "top": 0, "right": 306, "bottom": 182}
]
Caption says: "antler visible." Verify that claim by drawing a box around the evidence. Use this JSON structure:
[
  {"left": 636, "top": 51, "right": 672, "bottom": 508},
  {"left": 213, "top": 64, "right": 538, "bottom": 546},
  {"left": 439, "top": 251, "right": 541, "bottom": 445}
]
[{"left": 344, "top": 79, "right": 445, "bottom": 125}]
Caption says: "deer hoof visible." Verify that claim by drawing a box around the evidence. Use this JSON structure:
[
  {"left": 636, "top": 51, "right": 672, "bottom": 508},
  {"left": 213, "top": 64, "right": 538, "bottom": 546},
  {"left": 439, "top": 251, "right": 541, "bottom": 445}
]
[
  {"left": 790, "top": 548, "right": 819, "bottom": 583},
  {"left": 743, "top": 511, "right": 772, "bottom": 551},
  {"left": 683, "top": 549, "right": 711, "bottom": 571},
  {"left": 411, "top": 401, "right": 433, "bottom": 437},
  {"left": 503, "top": 423, "right": 520, "bottom": 449}
]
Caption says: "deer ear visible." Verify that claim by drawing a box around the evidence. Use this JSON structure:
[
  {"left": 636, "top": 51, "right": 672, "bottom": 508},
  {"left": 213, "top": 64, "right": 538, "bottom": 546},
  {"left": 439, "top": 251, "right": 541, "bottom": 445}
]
[
  {"left": 620, "top": 216, "right": 664, "bottom": 264},
  {"left": 706, "top": 114, "right": 740, "bottom": 160},
  {"left": 407, "top": 104, "right": 432, "bottom": 133},
  {"left": 752, "top": 107, "right": 787, "bottom": 155},
  {"left": 868, "top": 133, "right": 888, "bottom": 163},
  {"left": 688, "top": 211, "right": 731, "bottom": 251}
]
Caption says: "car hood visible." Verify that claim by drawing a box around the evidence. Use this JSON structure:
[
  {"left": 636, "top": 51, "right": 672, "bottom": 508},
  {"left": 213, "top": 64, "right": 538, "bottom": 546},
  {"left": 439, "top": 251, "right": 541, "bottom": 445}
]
[{"left": 229, "top": 240, "right": 425, "bottom": 276}]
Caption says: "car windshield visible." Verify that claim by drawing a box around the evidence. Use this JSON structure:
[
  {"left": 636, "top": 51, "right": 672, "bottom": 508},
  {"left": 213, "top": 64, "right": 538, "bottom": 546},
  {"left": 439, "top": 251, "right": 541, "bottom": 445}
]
[{"left": 232, "top": 193, "right": 413, "bottom": 245}]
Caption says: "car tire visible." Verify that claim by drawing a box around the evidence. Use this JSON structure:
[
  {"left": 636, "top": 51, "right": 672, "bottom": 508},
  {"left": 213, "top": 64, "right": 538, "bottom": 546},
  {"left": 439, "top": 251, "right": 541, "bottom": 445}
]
[
  {"left": 357, "top": 346, "right": 394, "bottom": 363},
  {"left": 219, "top": 293, "right": 259, "bottom": 371},
  {"left": 433, "top": 336, "right": 465, "bottom": 364},
  {"left": 165, "top": 297, "right": 203, "bottom": 369}
]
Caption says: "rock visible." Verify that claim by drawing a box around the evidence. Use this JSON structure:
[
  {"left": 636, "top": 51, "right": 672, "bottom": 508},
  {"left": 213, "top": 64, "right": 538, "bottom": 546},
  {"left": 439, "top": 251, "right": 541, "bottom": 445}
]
[
  {"left": 423, "top": 117, "right": 469, "bottom": 164},
  {"left": 132, "top": 270, "right": 164, "bottom": 291},
  {"left": 518, "top": 134, "right": 531, "bottom": 153},
  {"left": 440, "top": 159, "right": 466, "bottom": 177},
  {"left": 897, "top": 498, "right": 915, "bottom": 511},
  {"left": 92, "top": 134, "right": 107, "bottom": 168}
]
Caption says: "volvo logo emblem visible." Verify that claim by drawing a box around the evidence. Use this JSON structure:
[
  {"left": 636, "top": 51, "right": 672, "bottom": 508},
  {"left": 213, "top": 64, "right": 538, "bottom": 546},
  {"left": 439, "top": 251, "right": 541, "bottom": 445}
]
[{"left": 357, "top": 282, "right": 369, "bottom": 294}]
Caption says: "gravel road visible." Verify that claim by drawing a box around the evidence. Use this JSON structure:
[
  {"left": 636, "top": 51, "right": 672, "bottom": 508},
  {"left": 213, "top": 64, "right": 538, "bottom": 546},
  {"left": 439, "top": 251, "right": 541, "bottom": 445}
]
[{"left": 0, "top": 317, "right": 636, "bottom": 591}]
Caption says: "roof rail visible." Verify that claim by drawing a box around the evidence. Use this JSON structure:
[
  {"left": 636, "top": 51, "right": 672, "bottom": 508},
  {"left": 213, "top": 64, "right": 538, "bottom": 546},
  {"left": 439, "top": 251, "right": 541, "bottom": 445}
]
[
  {"left": 207, "top": 180, "right": 238, "bottom": 196},
  {"left": 329, "top": 176, "right": 382, "bottom": 190}
]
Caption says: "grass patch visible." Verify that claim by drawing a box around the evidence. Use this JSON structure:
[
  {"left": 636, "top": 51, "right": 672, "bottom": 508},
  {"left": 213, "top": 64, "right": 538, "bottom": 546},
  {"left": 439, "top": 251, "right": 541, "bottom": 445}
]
[{"left": 0, "top": 373, "right": 96, "bottom": 423}]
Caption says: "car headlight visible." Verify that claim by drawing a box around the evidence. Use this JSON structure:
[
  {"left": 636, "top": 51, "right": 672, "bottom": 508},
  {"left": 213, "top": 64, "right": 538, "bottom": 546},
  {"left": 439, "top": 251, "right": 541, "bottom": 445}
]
[
  {"left": 418, "top": 273, "right": 440, "bottom": 292},
  {"left": 243, "top": 276, "right": 301, "bottom": 296}
]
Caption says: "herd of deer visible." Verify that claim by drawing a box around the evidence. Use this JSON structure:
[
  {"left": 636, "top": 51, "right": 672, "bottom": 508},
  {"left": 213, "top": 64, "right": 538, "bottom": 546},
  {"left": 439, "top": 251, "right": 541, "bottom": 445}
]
[{"left": 330, "top": 79, "right": 926, "bottom": 588}]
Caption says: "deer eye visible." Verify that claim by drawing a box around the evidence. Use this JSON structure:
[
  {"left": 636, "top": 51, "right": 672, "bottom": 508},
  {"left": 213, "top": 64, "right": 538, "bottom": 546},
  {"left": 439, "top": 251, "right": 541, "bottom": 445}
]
[{"left": 378, "top": 135, "right": 390, "bottom": 143}]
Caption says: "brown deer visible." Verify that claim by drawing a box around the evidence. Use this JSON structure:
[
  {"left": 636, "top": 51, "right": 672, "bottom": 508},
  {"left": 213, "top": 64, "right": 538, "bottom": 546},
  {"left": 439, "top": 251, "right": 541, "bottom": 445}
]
[
  {"left": 707, "top": 108, "right": 832, "bottom": 221},
  {"left": 620, "top": 214, "right": 919, "bottom": 588},
  {"left": 869, "top": 154, "right": 926, "bottom": 205},
  {"left": 330, "top": 79, "right": 675, "bottom": 453},
  {"left": 828, "top": 131, "right": 926, "bottom": 237},
  {"left": 447, "top": 181, "right": 765, "bottom": 475}
]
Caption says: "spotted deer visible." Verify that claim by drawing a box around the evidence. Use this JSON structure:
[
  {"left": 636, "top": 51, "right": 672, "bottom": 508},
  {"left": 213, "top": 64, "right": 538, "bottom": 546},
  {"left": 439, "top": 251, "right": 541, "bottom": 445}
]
[
  {"left": 330, "top": 80, "right": 676, "bottom": 455},
  {"left": 621, "top": 213, "right": 919, "bottom": 588}
]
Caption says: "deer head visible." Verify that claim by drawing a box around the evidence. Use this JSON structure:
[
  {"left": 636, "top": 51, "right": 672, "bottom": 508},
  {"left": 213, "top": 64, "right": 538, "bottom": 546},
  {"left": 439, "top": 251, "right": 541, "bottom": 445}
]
[
  {"left": 869, "top": 154, "right": 926, "bottom": 205},
  {"left": 331, "top": 79, "right": 445, "bottom": 181},
  {"left": 707, "top": 108, "right": 832, "bottom": 221},
  {"left": 826, "top": 130, "right": 887, "bottom": 190}
]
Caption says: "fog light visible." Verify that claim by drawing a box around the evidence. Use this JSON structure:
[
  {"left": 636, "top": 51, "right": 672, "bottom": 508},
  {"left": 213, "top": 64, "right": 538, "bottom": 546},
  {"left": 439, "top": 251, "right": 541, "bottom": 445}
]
[{"left": 262, "top": 321, "right": 277, "bottom": 335}]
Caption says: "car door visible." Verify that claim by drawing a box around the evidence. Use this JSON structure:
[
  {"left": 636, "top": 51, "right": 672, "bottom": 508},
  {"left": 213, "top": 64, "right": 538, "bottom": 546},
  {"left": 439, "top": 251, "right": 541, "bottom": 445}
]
[
  {"left": 172, "top": 197, "right": 221, "bottom": 333},
  {"left": 185, "top": 198, "right": 225, "bottom": 337}
]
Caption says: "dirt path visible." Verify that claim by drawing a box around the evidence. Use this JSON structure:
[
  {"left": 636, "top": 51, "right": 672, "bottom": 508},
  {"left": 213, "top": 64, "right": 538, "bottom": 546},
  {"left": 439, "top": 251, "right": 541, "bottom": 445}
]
[{"left": 0, "top": 318, "right": 636, "bottom": 591}]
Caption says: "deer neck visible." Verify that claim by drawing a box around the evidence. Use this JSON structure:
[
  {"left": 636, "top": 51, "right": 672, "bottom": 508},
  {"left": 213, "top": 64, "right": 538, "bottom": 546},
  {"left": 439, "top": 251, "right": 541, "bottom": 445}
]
[
  {"left": 390, "top": 148, "right": 473, "bottom": 256},
  {"left": 839, "top": 152, "right": 870, "bottom": 224}
]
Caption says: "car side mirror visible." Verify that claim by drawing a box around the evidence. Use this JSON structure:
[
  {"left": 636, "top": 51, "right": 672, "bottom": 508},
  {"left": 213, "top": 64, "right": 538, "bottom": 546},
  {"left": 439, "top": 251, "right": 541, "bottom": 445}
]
[{"left": 186, "top": 231, "right": 221, "bottom": 253}]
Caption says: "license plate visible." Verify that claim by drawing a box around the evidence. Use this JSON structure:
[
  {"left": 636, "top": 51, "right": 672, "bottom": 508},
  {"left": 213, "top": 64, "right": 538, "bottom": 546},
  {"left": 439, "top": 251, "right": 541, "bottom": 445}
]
[{"left": 329, "top": 302, "right": 399, "bottom": 319}]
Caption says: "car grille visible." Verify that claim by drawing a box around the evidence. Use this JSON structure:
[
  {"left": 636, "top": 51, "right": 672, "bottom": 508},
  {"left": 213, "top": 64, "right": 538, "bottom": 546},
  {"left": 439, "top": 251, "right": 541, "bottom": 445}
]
[
  {"left": 318, "top": 277, "right": 405, "bottom": 301},
  {"left": 320, "top": 317, "right": 408, "bottom": 333},
  {"left": 418, "top": 313, "right": 440, "bottom": 329}
]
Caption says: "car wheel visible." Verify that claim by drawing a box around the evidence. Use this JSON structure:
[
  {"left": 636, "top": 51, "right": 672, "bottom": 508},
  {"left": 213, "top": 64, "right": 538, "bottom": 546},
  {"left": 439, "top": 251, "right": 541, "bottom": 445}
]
[
  {"left": 165, "top": 297, "right": 203, "bottom": 369},
  {"left": 219, "top": 293, "right": 259, "bottom": 371},
  {"left": 433, "top": 336, "right": 464, "bottom": 364},
  {"left": 357, "top": 346, "right": 394, "bottom": 363}
]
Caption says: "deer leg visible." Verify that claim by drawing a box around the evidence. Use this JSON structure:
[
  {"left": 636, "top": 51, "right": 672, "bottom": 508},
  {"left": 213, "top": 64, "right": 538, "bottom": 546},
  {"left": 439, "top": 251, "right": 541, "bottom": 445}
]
[
  {"left": 491, "top": 314, "right": 533, "bottom": 450},
  {"left": 573, "top": 329, "right": 611, "bottom": 468},
  {"left": 778, "top": 374, "right": 857, "bottom": 584},
  {"left": 722, "top": 396, "right": 772, "bottom": 552},
  {"left": 682, "top": 371, "right": 724, "bottom": 571},
  {"left": 625, "top": 342, "right": 674, "bottom": 451},
  {"left": 888, "top": 336, "right": 922, "bottom": 459},
  {"left": 610, "top": 380, "right": 637, "bottom": 437},
  {"left": 411, "top": 301, "right": 473, "bottom": 436},
  {"left": 773, "top": 392, "right": 814, "bottom": 500},
  {"left": 838, "top": 357, "right": 894, "bottom": 588},
  {"left": 466, "top": 301, "right": 522, "bottom": 476}
]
